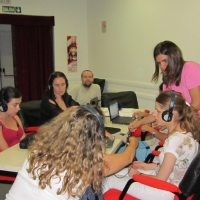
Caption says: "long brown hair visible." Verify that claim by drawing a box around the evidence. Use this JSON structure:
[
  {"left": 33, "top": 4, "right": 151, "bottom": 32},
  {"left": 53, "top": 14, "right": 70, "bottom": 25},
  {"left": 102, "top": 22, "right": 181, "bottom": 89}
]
[{"left": 152, "top": 41, "right": 185, "bottom": 87}]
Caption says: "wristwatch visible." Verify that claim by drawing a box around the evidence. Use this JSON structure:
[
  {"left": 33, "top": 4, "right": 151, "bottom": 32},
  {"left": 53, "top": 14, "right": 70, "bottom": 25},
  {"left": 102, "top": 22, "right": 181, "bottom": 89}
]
[{"left": 151, "top": 131, "right": 156, "bottom": 136}]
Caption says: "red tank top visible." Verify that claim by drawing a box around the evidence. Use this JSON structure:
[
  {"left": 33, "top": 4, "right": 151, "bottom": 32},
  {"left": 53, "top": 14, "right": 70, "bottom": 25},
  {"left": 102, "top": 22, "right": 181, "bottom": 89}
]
[{"left": 0, "top": 116, "right": 24, "bottom": 147}]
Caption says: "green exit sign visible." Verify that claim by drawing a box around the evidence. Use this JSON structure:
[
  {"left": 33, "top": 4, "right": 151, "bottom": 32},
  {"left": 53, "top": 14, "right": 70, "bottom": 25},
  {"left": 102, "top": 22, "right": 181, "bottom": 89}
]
[{"left": 2, "top": 6, "right": 21, "bottom": 13}]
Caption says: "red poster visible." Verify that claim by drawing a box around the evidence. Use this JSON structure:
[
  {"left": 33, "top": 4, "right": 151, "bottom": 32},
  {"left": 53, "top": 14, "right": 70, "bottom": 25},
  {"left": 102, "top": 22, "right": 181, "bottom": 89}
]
[{"left": 67, "top": 36, "right": 77, "bottom": 72}]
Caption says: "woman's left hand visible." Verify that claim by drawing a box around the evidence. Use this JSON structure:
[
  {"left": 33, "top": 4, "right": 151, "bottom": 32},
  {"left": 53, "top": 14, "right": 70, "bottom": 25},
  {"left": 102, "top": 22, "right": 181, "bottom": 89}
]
[
  {"left": 105, "top": 131, "right": 114, "bottom": 140},
  {"left": 128, "top": 167, "right": 140, "bottom": 177}
]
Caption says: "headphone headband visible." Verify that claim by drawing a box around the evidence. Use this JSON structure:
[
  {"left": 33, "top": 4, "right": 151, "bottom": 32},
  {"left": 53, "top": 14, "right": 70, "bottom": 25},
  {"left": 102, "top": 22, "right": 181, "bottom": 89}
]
[
  {"left": 80, "top": 105, "right": 105, "bottom": 136},
  {"left": 169, "top": 90, "right": 175, "bottom": 111},
  {"left": 0, "top": 86, "right": 8, "bottom": 112}
]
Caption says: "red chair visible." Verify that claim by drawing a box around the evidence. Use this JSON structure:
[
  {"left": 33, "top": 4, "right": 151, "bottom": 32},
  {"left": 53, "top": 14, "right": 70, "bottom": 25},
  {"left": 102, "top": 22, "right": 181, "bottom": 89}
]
[
  {"left": 25, "top": 126, "right": 40, "bottom": 134},
  {"left": 103, "top": 150, "right": 200, "bottom": 200},
  {"left": 0, "top": 175, "right": 15, "bottom": 183}
]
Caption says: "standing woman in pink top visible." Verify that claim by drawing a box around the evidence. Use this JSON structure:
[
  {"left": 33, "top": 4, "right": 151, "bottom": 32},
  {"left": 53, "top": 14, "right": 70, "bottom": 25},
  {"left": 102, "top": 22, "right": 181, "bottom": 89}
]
[
  {"left": 129, "top": 41, "right": 200, "bottom": 137},
  {"left": 152, "top": 40, "right": 200, "bottom": 111},
  {"left": 0, "top": 86, "right": 25, "bottom": 151}
]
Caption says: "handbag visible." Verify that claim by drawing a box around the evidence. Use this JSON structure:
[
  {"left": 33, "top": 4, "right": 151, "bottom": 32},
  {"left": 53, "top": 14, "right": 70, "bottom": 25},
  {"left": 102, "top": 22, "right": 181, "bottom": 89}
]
[{"left": 19, "top": 132, "right": 36, "bottom": 149}]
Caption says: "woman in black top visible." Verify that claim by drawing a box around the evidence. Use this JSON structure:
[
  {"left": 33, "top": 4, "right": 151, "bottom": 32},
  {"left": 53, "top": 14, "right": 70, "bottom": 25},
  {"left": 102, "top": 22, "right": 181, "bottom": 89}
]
[{"left": 40, "top": 71, "right": 79, "bottom": 125}]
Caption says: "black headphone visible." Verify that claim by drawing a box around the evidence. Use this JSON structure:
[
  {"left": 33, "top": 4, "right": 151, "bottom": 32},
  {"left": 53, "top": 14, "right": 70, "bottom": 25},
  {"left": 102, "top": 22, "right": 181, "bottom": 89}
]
[
  {"left": 162, "top": 90, "right": 176, "bottom": 122},
  {"left": 80, "top": 105, "right": 105, "bottom": 136},
  {"left": 48, "top": 72, "right": 55, "bottom": 90},
  {"left": 0, "top": 87, "right": 8, "bottom": 112},
  {"left": 48, "top": 72, "right": 69, "bottom": 90}
]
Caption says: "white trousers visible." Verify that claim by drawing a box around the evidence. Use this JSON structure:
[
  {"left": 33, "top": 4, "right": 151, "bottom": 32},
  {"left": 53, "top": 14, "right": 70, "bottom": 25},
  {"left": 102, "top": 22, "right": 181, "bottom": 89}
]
[{"left": 102, "top": 168, "right": 175, "bottom": 200}]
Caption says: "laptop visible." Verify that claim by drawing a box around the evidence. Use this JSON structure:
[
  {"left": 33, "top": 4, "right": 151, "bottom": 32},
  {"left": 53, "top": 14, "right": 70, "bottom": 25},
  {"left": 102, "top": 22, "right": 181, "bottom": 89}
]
[{"left": 108, "top": 101, "right": 136, "bottom": 124}]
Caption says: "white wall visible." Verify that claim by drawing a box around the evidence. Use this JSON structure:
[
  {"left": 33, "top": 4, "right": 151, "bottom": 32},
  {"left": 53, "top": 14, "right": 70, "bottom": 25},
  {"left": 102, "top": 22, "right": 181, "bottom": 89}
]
[
  {"left": 87, "top": 0, "right": 200, "bottom": 111},
  {"left": 0, "top": 25, "right": 14, "bottom": 87}
]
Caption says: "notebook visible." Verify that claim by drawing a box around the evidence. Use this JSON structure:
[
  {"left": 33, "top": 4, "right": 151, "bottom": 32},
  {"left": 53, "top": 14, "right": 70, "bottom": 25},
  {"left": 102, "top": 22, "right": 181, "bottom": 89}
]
[
  {"left": 108, "top": 101, "right": 136, "bottom": 124},
  {"left": 105, "top": 126, "right": 121, "bottom": 134},
  {"left": 105, "top": 136, "right": 115, "bottom": 148}
]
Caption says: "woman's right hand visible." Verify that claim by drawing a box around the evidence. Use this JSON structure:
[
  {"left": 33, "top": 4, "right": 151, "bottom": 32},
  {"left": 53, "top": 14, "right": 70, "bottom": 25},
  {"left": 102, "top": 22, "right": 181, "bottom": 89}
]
[
  {"left": 132, "top": 111, "right": 148, "bottom": 118},
  {"left": 128, "top": 120, "right": 141, "bottom": 132},
  {"left": 132, "top": 161, "right": 157, "bottom": 170}
]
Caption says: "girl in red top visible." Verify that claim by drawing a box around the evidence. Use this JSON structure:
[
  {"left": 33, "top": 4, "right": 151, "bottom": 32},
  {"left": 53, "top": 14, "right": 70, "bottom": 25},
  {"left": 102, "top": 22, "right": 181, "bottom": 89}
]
[{"left": 0, "top": 86, "right": 25, "bottom": 151}]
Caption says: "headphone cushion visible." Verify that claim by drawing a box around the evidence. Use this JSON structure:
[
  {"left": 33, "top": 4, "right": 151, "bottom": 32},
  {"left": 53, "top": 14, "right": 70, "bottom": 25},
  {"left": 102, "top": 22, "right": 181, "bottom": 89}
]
[
  {"left": 0, "top": 102, "right": 8, "bottom": 112},
  {"left": 162, "top": 110, "right": 173, "bottom": 122}
]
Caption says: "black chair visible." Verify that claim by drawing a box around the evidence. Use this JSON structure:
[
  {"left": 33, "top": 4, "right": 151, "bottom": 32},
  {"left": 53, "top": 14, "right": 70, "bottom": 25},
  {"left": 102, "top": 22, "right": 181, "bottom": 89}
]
[
  {"left": 18, "top": 100, "right": 41, "bottom": 130},
  {"left": 93, "top": 78, "right": 105, "bottom": 94},
  {"left": 101, "top": 91, "right": 139, "bottom": 109}
]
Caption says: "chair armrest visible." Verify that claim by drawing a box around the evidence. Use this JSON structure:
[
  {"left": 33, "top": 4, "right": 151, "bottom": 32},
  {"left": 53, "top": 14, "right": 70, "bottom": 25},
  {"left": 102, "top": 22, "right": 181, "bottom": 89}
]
[
  {"left": 133, "top": 174, "right": 180, "bottom": 193},
  {"left": 25, "top": 126, "right": 40, "bottom": 133},
  {"left": 103, "top": 189, "right": 139, "bottom": 200},
  {"left": 0, "top": 175, "right": 15, "bottom": 182}
]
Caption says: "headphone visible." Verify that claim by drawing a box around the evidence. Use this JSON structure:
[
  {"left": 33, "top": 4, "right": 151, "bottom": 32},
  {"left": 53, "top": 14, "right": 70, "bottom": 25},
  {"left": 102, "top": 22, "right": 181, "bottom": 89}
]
[
  {"left": 0, "top": 87, "right": 8, "bottom": 112},
  {"left": 80, "top": 105, "right": 105, "bottom": 136},
  {"left": 48, "top": 72, "right": 55, "bottom": 90},
  {"left": 162, "top": 90, "right": 176, "bottom": 122},
  {"left": 48, "top": 72, "right": 69, "bottom": 90}
]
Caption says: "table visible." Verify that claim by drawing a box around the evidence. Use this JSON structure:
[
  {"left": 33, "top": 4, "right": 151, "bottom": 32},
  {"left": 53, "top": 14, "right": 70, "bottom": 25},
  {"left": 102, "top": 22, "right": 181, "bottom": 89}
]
[
  {"left": 0, "top": 108, "right": 144, "bottom": 174},
  {"left": 0, "top": 117, "right": 131, "bottom": 173}
]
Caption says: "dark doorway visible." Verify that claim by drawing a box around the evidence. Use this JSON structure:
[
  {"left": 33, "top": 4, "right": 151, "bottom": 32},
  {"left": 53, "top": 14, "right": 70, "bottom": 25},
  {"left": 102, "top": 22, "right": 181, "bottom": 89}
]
[{"left": 0, "top": 14, "right": 55, "bottom": 102}]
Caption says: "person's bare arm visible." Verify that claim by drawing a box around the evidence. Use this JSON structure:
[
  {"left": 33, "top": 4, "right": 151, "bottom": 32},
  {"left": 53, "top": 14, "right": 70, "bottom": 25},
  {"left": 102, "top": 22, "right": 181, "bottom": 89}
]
[
  {"left": 132, "top": 111, "right": 149, "bottom": 118},
  {"left": 155, "top": 153, "right": 176, "bottom": 181},
  {"left": 0, "top": 127, "right": 9, "bottom": 150},
  {"left": 104, "top": 137, "right": 138, "bottom": 176},
  {"left": 128, "top": 114, "right": 155, "bottom": 132},
  {"left": 141, "top": 124, "right": 168, "bottom": 142},
  {"left": 189, "top": 86, "right": 200, "bottom": 111},
  {"left": 129, "top": 152, "right": 176, "bottom": 181},
  {"left": 15, "top": 115, "right": 26, "bottom": 140}
]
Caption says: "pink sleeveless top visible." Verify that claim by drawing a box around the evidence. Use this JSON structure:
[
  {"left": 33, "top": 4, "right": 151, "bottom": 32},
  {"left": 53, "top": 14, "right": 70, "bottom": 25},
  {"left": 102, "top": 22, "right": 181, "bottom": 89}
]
[{"left": 0, "top": 116, "right": 24, "bottom": 147}]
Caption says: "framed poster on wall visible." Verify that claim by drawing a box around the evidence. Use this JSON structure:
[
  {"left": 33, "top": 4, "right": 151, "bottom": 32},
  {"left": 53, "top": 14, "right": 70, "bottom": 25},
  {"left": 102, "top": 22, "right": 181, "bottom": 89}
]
[{"left": 67, "top": 36, "right": 77, "bottom": 72}]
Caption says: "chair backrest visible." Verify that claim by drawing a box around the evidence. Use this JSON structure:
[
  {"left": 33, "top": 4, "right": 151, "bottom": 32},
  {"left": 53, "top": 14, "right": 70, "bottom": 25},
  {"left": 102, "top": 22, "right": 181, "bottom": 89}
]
[
  {"left": 18, "top": 100, "right": 41, "bottom": 129},
  {"left": 93, "top": 78, "right": 105, "bottom": 94},
  {"left": 101, "top": 91, "right": 139, "bottom": 109},
  {"left": 179, "top": 149, "right": 200, "bottom": 198}
]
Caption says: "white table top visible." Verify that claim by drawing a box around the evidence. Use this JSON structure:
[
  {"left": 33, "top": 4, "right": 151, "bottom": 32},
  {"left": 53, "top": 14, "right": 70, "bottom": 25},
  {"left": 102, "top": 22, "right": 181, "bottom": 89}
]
[
  {"left": 0, "top": 138, "right": 124, "bottom": 173},
  {"left": 0, "top": 144, "right": 28, "bottom": 173},
  {"left": 101, "top": 107, "right": 143, "bottom": 117},
  {"left": 0, "top": 108, "right": 141, "bottom": 173},
  {"left": 0, "top": 118, "right": 130, "bottom": 173}
]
